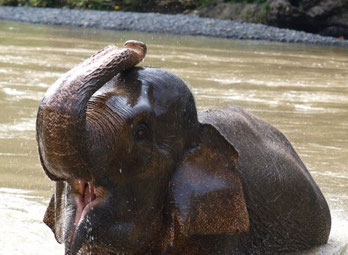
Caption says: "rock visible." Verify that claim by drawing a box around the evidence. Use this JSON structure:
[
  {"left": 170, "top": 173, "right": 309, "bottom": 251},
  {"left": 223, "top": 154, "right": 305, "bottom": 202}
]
[
  {"left": 198, "top": 0, "right": 348, "bottom": 38},
  {"left": 267, "top": 0, "right": 348, "bottom": 37},
  {"left": 198, "top": 0, "right": 267, "bottom": 23}
]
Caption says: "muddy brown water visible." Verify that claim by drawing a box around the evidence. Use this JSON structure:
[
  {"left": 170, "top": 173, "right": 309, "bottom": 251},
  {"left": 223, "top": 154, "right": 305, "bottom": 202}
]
[{"left": 0, "top": 21, "right": 347, "bottom": 254}]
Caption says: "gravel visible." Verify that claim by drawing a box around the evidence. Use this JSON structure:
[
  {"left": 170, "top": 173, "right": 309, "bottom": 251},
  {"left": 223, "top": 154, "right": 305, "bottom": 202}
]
[{"left": 1, "top": 6, "right": 347, "bottom": 47}]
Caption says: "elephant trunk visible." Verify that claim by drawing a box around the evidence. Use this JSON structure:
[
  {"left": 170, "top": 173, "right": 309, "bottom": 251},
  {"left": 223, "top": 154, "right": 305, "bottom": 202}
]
[{"left": 36, "top": 41, "right": 147, "bottom": 181}]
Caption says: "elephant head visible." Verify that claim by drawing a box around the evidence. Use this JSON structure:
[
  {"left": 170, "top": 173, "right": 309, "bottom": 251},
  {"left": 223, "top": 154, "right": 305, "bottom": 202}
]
[{"left": 37, "top": 41, "right": 249, "bottom": 254}]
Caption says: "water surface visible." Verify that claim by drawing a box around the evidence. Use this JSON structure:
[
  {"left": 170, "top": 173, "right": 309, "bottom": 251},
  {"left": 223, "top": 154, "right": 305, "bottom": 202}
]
[{"left": 0, "top": 21, "right": 347, "bottom": 254}]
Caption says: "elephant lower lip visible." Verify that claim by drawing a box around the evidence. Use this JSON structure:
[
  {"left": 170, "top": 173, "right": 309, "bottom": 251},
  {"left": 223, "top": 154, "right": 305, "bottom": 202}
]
[{"left": 70, "top": 181, "right": 100, "bottom": 246}]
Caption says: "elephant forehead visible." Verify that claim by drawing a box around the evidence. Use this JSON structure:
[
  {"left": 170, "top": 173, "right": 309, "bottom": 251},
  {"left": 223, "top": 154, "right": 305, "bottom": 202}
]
[
  {"left": 151, "top": 87, "right": 181, "bottom": 116},
  {"left": 89, "top": 83, "right": 152, "bottom": 115},
  {"left": 107, "top": 94, "right": 154, "bottom": 121},
  {"left": 89, "top": 67, "right": 196, "bottom": 122},
  {"left": 106, "top": 95, "right": 133, "bottom": 114},
  {"left": 91, "top": 78, "right": 142, "bottom": 106}
]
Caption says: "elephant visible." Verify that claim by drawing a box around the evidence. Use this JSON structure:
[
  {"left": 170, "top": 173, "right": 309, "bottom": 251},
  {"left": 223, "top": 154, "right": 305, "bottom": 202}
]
[{"left": 36, "top": 41, "right": 331, "bottom": 255}]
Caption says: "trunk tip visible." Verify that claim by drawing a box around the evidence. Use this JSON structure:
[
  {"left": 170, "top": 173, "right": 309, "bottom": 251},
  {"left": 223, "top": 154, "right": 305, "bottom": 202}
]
[{"left": 124, "top": 40, "right": 147, "bottom": 61}]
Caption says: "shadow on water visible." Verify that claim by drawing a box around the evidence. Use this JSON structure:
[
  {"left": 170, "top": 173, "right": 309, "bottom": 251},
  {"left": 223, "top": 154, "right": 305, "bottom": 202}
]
[{"left": 0, "top": 21, "right": 347, "bottom": 254}]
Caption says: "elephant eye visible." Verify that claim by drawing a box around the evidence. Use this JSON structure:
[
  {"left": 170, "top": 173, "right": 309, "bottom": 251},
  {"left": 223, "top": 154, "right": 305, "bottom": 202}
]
[{"left": 134, "top": 123, "right": 148, "bottom": 140}]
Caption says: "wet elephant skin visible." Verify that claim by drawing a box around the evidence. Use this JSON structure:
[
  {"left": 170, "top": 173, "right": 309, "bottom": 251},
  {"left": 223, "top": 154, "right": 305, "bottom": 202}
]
[{"left": 36, "top": 43, "right": 331, "bottom": 255}]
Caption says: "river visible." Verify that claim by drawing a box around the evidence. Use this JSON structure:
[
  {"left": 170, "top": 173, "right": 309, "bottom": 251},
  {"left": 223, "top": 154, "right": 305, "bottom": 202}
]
[{"left": 0, "top": 21, "right": 347, "bottom": 254}]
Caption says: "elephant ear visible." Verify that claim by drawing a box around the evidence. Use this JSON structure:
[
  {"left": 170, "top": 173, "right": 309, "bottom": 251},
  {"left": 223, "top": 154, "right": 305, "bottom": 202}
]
[
  {"left": 170, "top": 124, "right": 249, "bottom": 237},
  {"left": 43, "top": 181, "right": 67, "bottom": 244}
]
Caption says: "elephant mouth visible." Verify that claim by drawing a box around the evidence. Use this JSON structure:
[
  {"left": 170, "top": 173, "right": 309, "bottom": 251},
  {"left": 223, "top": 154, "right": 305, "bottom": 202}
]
[
  {"left": 74, "top": 181, "right": 98, "bottom": 224},
  {"left": 70, "top": 180, "right": 102, "bottom": 246}
]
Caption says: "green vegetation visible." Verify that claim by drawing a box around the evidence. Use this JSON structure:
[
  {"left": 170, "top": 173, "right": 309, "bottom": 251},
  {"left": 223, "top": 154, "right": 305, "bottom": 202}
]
[
  {"left": 226, "top": 0, "right": 266, "bottom": 3},
  {"left": 197, "top": 0, "right": 267, "bottom": 7},
  {"left": 0, "top": 0, "right": 268, "bottom": 10},
  {"left": 0, "top": 0, "right": 115, "bottom": 9}
]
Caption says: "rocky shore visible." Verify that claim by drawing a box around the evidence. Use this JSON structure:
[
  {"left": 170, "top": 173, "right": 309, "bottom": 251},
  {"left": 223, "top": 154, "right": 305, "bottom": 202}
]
[
  {"left": 197, "top": 0, "right": 348, "bottom": 39},
  {"left": 0, "top": 6, "right": 347, "bottom": 47}
]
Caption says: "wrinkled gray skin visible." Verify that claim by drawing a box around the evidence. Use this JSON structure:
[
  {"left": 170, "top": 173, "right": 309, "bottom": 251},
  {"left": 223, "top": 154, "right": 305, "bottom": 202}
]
[
  {"left": 37, "top": 46, "right": 331, "bottom": 254},
  {"left": 199, "top": 106, "right": 331, "bottom": 253}
]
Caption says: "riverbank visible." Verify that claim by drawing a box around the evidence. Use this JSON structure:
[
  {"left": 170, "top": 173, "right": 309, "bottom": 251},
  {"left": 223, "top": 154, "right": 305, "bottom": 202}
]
[{"left": 0, "top": 6, "right": 347, "bottom": 47}]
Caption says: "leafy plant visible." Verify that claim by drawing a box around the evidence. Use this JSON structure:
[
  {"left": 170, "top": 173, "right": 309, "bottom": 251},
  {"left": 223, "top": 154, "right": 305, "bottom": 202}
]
[
  {"left": 66, "top": 0, "right": 115, "bottom": 9},
  {"left": 195, "top": 0, "right": 213, "bottom": 7},
  {"left": 28, "top": 0, "right": 56, "bottom": 7},
  {"left": 0, "top": 0, "right": 19, "bottom": 5}
]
